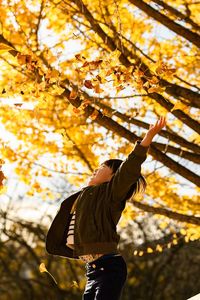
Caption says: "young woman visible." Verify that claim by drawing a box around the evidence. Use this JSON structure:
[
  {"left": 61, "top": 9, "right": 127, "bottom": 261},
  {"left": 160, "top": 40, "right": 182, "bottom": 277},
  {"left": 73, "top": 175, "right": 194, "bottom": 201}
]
[{"left": 46, "top": 116, "right": 167, "bottom": 300}]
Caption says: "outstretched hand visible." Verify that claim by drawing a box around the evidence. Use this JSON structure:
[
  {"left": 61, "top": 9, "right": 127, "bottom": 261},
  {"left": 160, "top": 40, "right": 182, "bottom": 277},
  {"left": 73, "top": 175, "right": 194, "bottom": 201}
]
[
  {"left": 147, "top": 116, "right": 167, "bottom": 138},
  {"left": 140, "top": 116, "right": 167, "bottom": 147}
]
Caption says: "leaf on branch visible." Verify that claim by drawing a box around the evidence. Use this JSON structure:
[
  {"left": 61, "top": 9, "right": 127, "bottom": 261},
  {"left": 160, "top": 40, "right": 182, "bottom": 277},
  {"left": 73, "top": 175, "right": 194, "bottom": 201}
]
[
  {"left": 155, "top": 244, "right": 163, "bottom": 252},
  {"left": 148, "top": 86, "right": 166, "bottom": 93},
  {"left": 14, "top": 103, "right": 23, "bottom": 107},
  {"left": 165, "top": 68, "right": 176, "bottom": 76},
  {"left": 81, "top": 61, "right": 90, "bottom": 68},
  {"left": 17, "top": 53, "right": 32, "bottom": 65},
  {"left": 69, "top": 89, "right": 78, "bottom": 99},
  {"left": 79, "top": 99, "right": 91, "bottom": 109},
  {"left": 148, "top": 76, "right": 159, "bottom": 84},
  {"left": 75, "top": 54, "right": 86, "bottom": 61},
  {"left": 94, "top": 84, "right": 104, "bottom": 94},
  {"left": 0, "top": 43, "right": 15, "bottom": 54},
  {"left": 133, "top": 67, "right": 144, "bottom": 78},
  {"left": 73, "top": 107, "right": 80, "bottom": 114},
  {"left": 90, "top": 109, "right": 99, "bottom": 120},
  {"left": 96, "top": 75, "right": 102, "bottom": 83},
  {"left": 116, "top": 85, "right": 125, "bottom": 92},
  {"left": 147, "top": 247, "right": 153, "bottom": 253},
  {"left": 110, "top": 49, "right": 121, "bottom": 64},
  {"left": 45, "top": 69, "right": 60, "bottom": 83},
  {"left": 0, "top": 170, "right": 6, "bottom": 186},
  {"left": 48, "top": 84, "right": 65, "bottom": 95},
  {"left": 171, "top": 101, "right": 189, "bottom": 112},
  {"left": 88, "top": 60, "right": 103, "bottom": 71},
  {"left": 84, "top": 80, "right": 93, "bottom": 89},
  {"left": 143, "top": 81, "right": 150, "bottom": 88},
  {"left": 71, "top": 281, "right": 79, "bottom": 288}
]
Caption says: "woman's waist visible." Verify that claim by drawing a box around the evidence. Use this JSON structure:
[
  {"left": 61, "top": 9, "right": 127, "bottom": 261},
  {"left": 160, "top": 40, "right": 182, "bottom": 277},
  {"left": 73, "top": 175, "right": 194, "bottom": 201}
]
[{"left": 79, "top": 252, "right": 121, "bottom": 263}]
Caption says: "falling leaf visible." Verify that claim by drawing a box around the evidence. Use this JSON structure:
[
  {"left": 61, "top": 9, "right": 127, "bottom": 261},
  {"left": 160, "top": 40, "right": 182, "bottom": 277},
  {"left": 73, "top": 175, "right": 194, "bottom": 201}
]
[
  {"left": 84, "top": 80, "right": 93, "bottom": 89},
  {"left": 39, "top": 263, "right": 47, "bottom": 273},
  {"left": 39, "top": 262, "right": 58, "bottom": 284}
]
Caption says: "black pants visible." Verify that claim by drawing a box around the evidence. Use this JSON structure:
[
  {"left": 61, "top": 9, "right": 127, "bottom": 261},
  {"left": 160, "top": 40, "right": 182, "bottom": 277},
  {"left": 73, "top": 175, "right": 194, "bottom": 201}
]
[{"left": 82, "top": 253, "right": 127, "bottom": 300}]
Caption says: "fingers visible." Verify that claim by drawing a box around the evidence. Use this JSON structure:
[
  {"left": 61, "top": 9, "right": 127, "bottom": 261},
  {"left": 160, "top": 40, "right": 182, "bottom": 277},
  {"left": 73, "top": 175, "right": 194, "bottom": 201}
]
[
  {"left": 149, "top": 116, "right": 167, "bottom": 130},
  {"left": 157, "top": 116, "right": 166, "bottom": 128}
]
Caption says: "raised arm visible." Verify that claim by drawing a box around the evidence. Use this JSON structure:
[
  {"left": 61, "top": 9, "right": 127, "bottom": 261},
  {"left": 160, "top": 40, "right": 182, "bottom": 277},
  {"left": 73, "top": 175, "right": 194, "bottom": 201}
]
[
  {"left": 107, "top": 116, "right": 167, "bottom": 208},
  {"left": 140, "top": 116, "right": 167, "bottom": 147}
]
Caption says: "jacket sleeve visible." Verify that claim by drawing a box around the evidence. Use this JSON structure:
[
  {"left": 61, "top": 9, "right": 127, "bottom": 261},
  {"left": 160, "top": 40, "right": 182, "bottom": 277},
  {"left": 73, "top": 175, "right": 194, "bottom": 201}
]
[
  {"left": 45, "top": 200, "right": 79, "bottom": 259},
  {"left": 107, "top": 140, "right": 149, "bottom": 209}
]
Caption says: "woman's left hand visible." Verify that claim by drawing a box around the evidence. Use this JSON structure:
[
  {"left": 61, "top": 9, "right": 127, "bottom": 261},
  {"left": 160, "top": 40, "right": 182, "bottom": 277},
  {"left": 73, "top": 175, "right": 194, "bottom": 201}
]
[
  {"left": 147, "top": 116, "right": 167, "bottom": 138},
  {"left": 140, "top": 116, "right": 167, "bottom": 147}
]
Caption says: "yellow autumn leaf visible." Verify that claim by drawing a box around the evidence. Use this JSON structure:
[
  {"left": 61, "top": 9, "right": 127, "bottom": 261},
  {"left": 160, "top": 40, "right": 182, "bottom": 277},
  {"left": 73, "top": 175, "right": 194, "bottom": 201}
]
[
  {"left": 180, "top": 228, "right": 187, "bottom": 235},
  {"left": 0, "top": 43, "right": 15, "bottom": 54},
  {"left": 148, "top": 86, "right": 166, "bottom": 93},
  {"left": 159, "top": 222, "right": 168, "bottom": 229},
  {"left": 39, "top": 263, "right": 58, "bottom": 284},
  {"left": 48, "top": 84, "right": 65, "bottom": 95},
  {"left": 90, "top": 109, "right": 99, "bottom": 120},
  {"left": 147, "top": 247, "right": 153, "bottom": 253},
  {"left": 172, "top": 239, "right": 178, "bottom": 245},
  {"left": 69, "top": 89, "right": 78, "bottom": 99},
  {"left": 112, "top": 49, "right": 121, "bottom": 59},
  {"left": 156, "top": 244, "right": 163, "bottom": 252},
  {"left": 148, "top": 76, "right": 159, "bottom": 84},
  {"left": 171, "top": 101, "right": 189, "bottom": 112},
  {"left": 39, "top": 263, "right": 47, "bottom": 273},
  {"left": 0, "top": 170, "right": 6, "bottom": 186},
  {"left": 71, "top": 281, "right": 79, "bottom": 288}
]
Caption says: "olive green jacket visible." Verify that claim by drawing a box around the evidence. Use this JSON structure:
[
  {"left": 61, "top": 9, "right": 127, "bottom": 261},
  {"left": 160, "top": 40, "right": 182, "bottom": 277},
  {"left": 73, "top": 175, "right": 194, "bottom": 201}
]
[{"left": 45, "top": 140, "right": 149, "bottom": 259}]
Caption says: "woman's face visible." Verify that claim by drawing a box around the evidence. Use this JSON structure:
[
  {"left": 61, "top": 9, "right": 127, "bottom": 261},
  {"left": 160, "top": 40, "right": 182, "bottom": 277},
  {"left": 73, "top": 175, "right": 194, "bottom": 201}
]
[{"left": 87, "top": 164, "right": 114, "bottom": 186}]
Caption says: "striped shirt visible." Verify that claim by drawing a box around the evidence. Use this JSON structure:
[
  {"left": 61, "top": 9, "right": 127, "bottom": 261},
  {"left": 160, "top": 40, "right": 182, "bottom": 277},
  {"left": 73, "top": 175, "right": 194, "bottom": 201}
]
[{"left": 66, "top": 211, "right": 76, "bottom": 248}]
